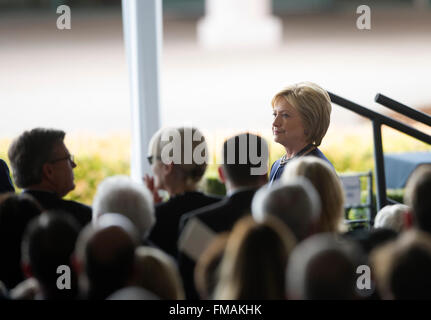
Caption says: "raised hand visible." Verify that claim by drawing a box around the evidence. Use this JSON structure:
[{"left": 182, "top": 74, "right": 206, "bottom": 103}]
[{"left": 143, "top": 174, "right": 163, "bottom": 204}]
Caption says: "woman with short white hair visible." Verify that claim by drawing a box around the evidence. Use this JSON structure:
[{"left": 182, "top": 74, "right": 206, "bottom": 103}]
[
  {"left": 144, "top": 127, "right": 220, "bottom": 257},
  {"left": 92, "top": 175, "right": 155, "bottom": 242}
]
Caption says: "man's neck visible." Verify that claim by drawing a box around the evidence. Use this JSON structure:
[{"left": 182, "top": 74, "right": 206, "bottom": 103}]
[
  {"left": 25, "top": 183, "right": 59, "bottom": 197},
  {"left": 225, "top": 180, "right": 265, "bottom": 196},
  {"left": 167, "top": 183, "right": 196, "bottom": 197}
]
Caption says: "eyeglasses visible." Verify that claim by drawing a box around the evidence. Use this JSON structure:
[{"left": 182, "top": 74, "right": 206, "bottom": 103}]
[
  {"left": 147, "top": 155, "right": 161, "bottom": 165},
  {"left": 49, "top": 154, "right": 75, "bottom": 164}
]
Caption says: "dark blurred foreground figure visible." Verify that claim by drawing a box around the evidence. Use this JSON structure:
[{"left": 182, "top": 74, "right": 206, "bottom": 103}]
[
  {"left": 287, "top": 233, "right": 365, "bottom": 300},
  {"left": 74, "top": 213, "right": 138, "bottom": 300},
  {"left": 8, "top": 128, "right": 91, "bottom": 228},
  {"left": 343, "top": 227, "right": 398, "bottom": 257},
  {"left": 0, "top": 193, "right": 41, "bottom": 289},
  {"left": 107, "top": 286, "right": 159, "bottom": 300},
  {"left": 214, "top": 216, "right": 296, "bottom": 300},
  {"left": 404, "top": 164, "right": 431, "bottom": 234},
  {"left": 178, "top": 133, "right": 269, "bottom": 299},
  {"left": 0, "top": 281, "right": 8, "bottom": 299},
  {"left": 194, "top": 233, "right": 229, "bottom": 300},
  {"left": 371, "top": 230, "right": 431, "bottom": 300},
  {"left": 13, "top": 212, "right": 80, "bottom": 300},
  {"left": 0, "top": 159, "right": 14, "bottom": 194}
]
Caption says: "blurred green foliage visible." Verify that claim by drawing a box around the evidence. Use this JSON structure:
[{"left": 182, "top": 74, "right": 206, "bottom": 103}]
[{"left": 66, "top": 155, "right": 130, "bottom": 205}]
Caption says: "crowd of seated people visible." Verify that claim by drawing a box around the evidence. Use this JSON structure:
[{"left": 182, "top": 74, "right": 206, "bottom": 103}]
[{"left": 1, "top": 84, "right": 431, "bottom": 300}]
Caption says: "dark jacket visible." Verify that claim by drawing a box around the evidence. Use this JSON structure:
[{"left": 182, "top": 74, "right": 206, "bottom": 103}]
[
  {"left": 269, "top": 147, "right": 333, "bottom": 184},
  {"left": 148, "top": 191, "right": 221, "bottom": 259},
  {"left": 23, "top": 190, "right": 92, "bottom": 229},
  {"left": 178, "top": 188, "right": 258, "bottom": 299},
  {"left": 0, "top": 160, "right": 14, "bottom": 194}
]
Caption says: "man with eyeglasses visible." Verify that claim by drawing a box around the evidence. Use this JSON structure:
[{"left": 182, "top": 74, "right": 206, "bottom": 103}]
[{"left": 8, "top": 128, "right": 91, "bottom": 228}]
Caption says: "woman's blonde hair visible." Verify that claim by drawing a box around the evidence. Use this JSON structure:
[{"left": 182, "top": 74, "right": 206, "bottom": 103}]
[
  {"left": 282, "top": 157, "right": 344, "bottom": 233},
  {"left": 148, "top": 126, "right": 208, "bottom": 188},
  {"left": 131, "top": 246, "right": 185, "bottom": 300},
  {"left": 214, "top": 216, "right": 296, "bottom": 300},
  {"left": 271, "top": 82, "right": 331, "bottom": 147}
]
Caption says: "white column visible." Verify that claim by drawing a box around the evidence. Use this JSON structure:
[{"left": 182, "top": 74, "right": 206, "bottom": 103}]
[
  {"left": 197, "top": 0, "right": 282, "bottom": 49},
  {"left": 121, "top": 0, "right": 162, "bottom": 182}
]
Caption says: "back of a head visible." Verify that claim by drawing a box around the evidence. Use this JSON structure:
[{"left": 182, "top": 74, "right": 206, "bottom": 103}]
[
  {"left": 282, "top": 157, "right": 344, "bottom": 233},
  {"left": 222, "top": 133, "right": 269, "bottom": 187},
  {"left": 371, "top": 230, "right": 431, "bottom": 299},
  {"left": 132, "top": 246, "right": 184, "bottom": 300},
  {"left": 404, "top": 164, "right": 431, "bottom": 233},
  {"left": 0, "top": 193, "right": 42, "bottom": 289},
  {"left": 215, "top": 216, "right": 296, "bottom": 300},
  {"left": 252, "top": 177, "right": 321, "bottom": 241},
  {"left": 374, "top": 204, "right": 409, "bottom": 233},
  {"left": 148, "top": 126, "right": 208, "bottom": 187},
  {"left": 287, "top": 233, "right": 363, "bottom": 300},
  {"left": 356, "top": 228, "right": 398, "bottom": 255},
  {"left": 92, "top": 175, "right": 155, "bottom": 239},
  {"left": 8, "top": 128, "right": 65, "bottom": 188},
  {"left": 21, "top": 211, "right": 79, "bottom": 299},
  {"left": 77, "top": 214, "right": 138, "bottom": 300}
]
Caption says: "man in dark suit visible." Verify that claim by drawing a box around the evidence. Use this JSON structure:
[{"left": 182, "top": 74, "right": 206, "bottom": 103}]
[
  {"left": 8, "top": 128, "right": 91, "bottom": 228},
  {"left": 0, "top": 159, "right": 14, "bottom": 194},
  {"left": 178, "top": 133, "right": 269, "bottom": 299}
]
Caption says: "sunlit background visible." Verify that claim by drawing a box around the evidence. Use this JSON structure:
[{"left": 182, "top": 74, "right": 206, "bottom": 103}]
[{"left": 1, "top": 0, "right": 430, "bottom": 203}]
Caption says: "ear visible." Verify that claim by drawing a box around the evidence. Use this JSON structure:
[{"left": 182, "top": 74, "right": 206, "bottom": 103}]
[
  {"left": 21, "top": 262, "right": 33, "bottom": 279},
  {"left": 42, "top": 162, "right": 54, "bottom": 179},
  {"left": 218, "top": 166, "right": 226, "bottom": 184}
]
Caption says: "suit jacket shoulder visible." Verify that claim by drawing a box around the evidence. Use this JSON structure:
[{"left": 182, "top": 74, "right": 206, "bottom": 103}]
[
  {"left": 180, "top": 188, "right": 257, "bottom": 234},
  {"left": 23, "top": 190, "right": 91, "bottom": 228},
  {"left": 148, "top": 191, "right": 221, "bottom": 258}
]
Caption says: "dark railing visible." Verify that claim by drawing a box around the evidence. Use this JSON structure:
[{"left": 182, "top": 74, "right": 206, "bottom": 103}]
[
  {"left": 328, "top": 92, "right": 431, "bottom": 214},
  {"left": 375, "top": 94, "right": 431, "bottom": 127}
]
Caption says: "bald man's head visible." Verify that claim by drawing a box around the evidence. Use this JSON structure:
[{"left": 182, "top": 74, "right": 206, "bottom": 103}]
[
  {"left": 88, "top": 225, "right": 136, "bottom": 266},
  {"left": 75, "top": 214, "right": 138, "bottom": 300}
]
